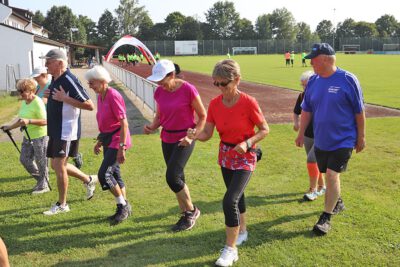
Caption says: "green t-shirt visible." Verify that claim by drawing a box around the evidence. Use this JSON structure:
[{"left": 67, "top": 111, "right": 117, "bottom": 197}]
[
  {"left": 18, "top": 96, "right": 47, "bottom": 139},
  {"left": 290, "top": 53, "right": 295, "bottom": 60},
  {"left": 302, "top": 52, "right": 306, "bottom": 59}
]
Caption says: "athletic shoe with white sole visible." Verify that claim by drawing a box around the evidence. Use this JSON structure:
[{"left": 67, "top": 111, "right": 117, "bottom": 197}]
[
  {"left": 236, "top": 230, "right": 248, "bottom": 246},
  {"left": 73, "top": 152, "right": 83, "bottom": 169},
  {"left": 215, "top": 246, "right": 239, "bottom": 267},
  {"left": 171, "top": 206, "right": 201, "bottom": 232},
  {"left": 316, "top": 186, "right": 326, "bottom": 197},
  {"left": 304, "top": 190, "right": 318, "bottom": 201},
  {"left": 32, "top": 186, "right": 50, "bottom": 194},
  {"left": 85, "top": 175, "right": 98, "bottom": 200},
  {"left": 43, "top": 202, "right": 70, "bottom": 215}
]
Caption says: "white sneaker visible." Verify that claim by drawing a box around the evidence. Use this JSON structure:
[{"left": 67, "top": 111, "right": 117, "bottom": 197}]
[
  {"left": 85, "top": 175, "right": 98, "bottom": 200},
  {"left": 304, "top": 190, "right": 318, "bottom": 201},
  {"left": 43, "top": 203, "right": 70, "bottom": 215},
  {"left": 215, "top": 246, "right": 239, "bottom": 267},
  {"left": 32, "top": 186, "right": 50, "bottom": 194},
  {"left": 316, "top": 186, "right": 326, "bottom": 196},
  {"left": 236, "top": 231, "right": 248, "bottom": 246}
]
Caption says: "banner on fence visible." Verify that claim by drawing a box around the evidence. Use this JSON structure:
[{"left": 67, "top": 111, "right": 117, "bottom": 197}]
[{"left": 175, "top": 40, "right": 198, "bottom": 55}]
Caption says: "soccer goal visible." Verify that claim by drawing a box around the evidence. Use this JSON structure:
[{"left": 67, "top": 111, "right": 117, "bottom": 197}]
[
  {"left": 342, "top": 45, "right": 360, "bottom": 54},
  {"left": 383, "top": 43, "right": 400, "bottom": 51},
  {"left": 232, "top": 47, "right": 257, "bottom": 56}
]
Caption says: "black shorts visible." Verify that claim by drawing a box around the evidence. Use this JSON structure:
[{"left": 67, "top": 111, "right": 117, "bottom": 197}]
[
  {"left": 47, "top": 137, "right": 79, "bottom": 158},
  {"left": 314, "top": 147, "right": 353, "bottom": 173}
]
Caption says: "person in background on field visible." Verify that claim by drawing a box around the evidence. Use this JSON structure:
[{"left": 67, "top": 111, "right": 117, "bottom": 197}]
[
  {"left": 285, "top": 51, "right": 291, "bottom": 67},
  {"left": 293, "top": 70, "right": 325, "bottom": 201},
  {"left": 188, "top": 59, "right": 269, "bottom": 267},
  {"left": 295, "top": 43, "right": 366, "bottom": 235},
  {"left": 144, "top": 59, "right": 206, "bottom": 232},
  {"left": 139, "top": 53, "right": 144, "bottom": 62},
  {"left": 41, "top": 49, "right": 98, "bottom": 215},
  {"left": 302, "top": 51, "right": 307, "bottom": 67},
  {"left": 290, "top": 51, "right": 295, "bottom": 67},
  {"left": 154, "top": 51, "right": 161, "bottom": 61},
  {"left": 1, "top": 78, "right": 50, "bottom": 194},
  {"left": 85, "top": 66, "right": 132, "bottom": 225},
  {"left": 0, "top": 237, "right": 9, "bottom": 267}
]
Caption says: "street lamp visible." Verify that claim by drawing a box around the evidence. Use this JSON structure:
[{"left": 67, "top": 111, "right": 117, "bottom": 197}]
[
  {"left": 332, "top": 8, "right": 336, "bottom": 49},
  {"left": 70, "top": 27, "right": 79, "bottom": 42}
]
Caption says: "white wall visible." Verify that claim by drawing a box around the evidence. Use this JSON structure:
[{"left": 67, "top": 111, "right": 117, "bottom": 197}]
[
  {"left": 0, "top": 24, "right": 33, "bottom": 90},
  {"left": 33, "top": 42, "right": 66, "bottom": 69}
]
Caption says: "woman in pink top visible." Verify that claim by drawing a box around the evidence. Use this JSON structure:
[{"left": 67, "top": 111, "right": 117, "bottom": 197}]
[
  {"left": 145, "top": 60, "right": 206, "bottom": 232},
  {"left": 85, "top": 66, "right": 132, "bottom": 225}
]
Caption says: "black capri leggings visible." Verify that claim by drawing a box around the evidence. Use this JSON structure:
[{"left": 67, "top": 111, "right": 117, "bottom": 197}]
[
  {"left": 161, "top": 141, "right": 195, "bottom": 193},
  {"left": 98, "top": 147, "right": 125, "bottom": 191},
  {"left": 221, "top": 167, "right": 252, "bottom": 227}
]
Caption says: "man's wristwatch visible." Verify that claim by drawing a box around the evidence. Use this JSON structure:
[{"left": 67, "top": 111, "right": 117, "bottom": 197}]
[{"left": 119, "top": 142, "right": 126, "bottom": 148}]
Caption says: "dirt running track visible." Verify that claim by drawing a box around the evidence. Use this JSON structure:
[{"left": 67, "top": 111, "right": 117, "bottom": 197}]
[{"left": 119, "top": 61, "right": 400, "bottom": 123}]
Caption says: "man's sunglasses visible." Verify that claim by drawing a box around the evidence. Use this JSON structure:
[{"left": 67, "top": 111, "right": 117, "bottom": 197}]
[{"left": 213, "top": 80, "right": 232, "bottom": 87}]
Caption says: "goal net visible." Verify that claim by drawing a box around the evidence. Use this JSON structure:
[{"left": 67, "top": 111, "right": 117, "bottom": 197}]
[
  {"left": 342, "top": 45, "right": 360, "bottom": 54},
  {"left": 383, "top": 43, "right": 400, "bottom": 51},
  {"left": 232, "top": 47, "right": 257, "bottom": 55}
]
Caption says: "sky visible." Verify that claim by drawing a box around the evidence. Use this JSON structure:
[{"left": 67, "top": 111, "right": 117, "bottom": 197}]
[{"left": 9, "top": 0, "right": 400, "bottom": 31}]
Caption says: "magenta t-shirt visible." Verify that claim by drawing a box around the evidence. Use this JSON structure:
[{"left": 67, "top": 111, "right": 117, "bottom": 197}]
[
  {"left": 154, "top": 81, "right": 198, "bottom": 143},
  {"left": 96, "top": 87, "right": 132, "bottom": 150}
]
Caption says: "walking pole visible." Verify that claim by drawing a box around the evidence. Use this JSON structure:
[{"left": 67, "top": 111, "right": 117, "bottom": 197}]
[
  {"left": 21, "top": 124, "right": 52, "bottom": 191},
  {"left": 1, "top": 128, "right": 21, "bottom": 154}
]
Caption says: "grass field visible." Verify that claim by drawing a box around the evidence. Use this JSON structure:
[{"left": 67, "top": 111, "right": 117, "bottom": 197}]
[
  {"left": 168, "top": 54, "right": 400, "bottom": 109},
  {"left": 1, "top": 117, "right": 399, "bottom": 266}
]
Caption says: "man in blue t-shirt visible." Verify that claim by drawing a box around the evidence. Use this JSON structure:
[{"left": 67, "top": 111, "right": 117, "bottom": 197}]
[
  {"left": 295, "top": 43, "right": 366, "bottom": 235},
  {"left": 40, "top": 49, "right": 98, "bottom": 215}
]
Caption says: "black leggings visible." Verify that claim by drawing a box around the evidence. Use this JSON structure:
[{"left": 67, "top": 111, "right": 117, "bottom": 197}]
[
  {"left": 221, "top": 167, "right": 252, "bottom": 227},
  {"left": 98, "top": 147, "right": 125, "bottom": 191},
  {"left": 161, "top": 141, "right": 195, "bottom": 193}
]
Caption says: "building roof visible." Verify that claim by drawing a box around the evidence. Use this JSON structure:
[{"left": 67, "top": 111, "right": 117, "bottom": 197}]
[{"left": 34, "top": 35, "right": 65, "bottom": 47}]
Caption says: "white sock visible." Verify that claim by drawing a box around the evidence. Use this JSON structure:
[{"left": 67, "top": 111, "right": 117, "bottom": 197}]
[{"left": 115, "top": 195, "right": 127, "bottom": 206}]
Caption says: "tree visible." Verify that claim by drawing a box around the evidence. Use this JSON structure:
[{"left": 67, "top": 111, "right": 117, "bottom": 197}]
[
  {"left": 235, "top": 18, "right": 255, "bottom": 39},
  {"left": 78, "top": 15, "right": 97, "bottom": 44},
  {"left": 179, "top": 16, "right": 203, "bottom": 40},
  {"left": 336, "top": 18, "right": 356, "bottom": 38},
  {"left": 375, "top": 14, "right": 399, "bottom": 37},
  {"left": 164, "top": 12, "right": 186, "bottom": 39},
  {"left": 205, "top": 1, "right": 240, "bottom": 39},
  {"left": 44, "top": 6, "right": 80, "bottom": 42},
  {"left": 33, "top": 10, "right": 45, "bottom": 25},
  {"left": 296, "top": 22, "right": 312, "bottom": 42},
  {"left": 269, "top": 8, "right": 297, "bottom": 41},
  {"left": 316, "top": 19, "right": 334, "bottom": 41},
  {"left": 151, "top": 23, "right": 167, "bottom": 40},
  {"left": 97, "top": 9, "right": 119, "bottom": 48},
  {"left": 255, "top": 14, "right": 272, "bottom": 39},
  {"left": 115, "top": 0, "right": 147, "bottom": 36},
  {"left": 354, "top": 21, "right": 378, "bottom": 37},
  {"left": 137, "top": 13, "right": 154, "bottom": 40}
]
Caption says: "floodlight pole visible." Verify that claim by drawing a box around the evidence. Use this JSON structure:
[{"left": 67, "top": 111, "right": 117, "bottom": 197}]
[{"left": 332, "top": 8, "right": 336, "bottom": 49}]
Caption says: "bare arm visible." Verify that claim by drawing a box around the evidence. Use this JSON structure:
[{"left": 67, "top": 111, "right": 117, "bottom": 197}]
[
  {"left": 189, "top": 122, "right": 215, "bottom": 142},
  {"left": 293, "top": 113, "right": 300, "bottom": 131},
  {"left": 235, "top": 120, "right": 269, "bottom": 154},
  {"left": 355, "top": 111, "right": 366, "bottom": 153},
  {"left": 144, "top": 106, "right": 161, "bottom": 134},
  {"left": 295, "top": 111, "right": 312, "bottom": 147},
  {"left": 179, "top": 95, "right": 207, "bottom": 146},
  {"left": 117, "top": 118, "right": 129, "bottom": 164}
]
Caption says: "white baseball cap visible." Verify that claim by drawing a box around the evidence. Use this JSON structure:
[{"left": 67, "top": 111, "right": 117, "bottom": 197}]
[
  {"left": 30, "top": 66, "right": 48, "bottom": 78},
  {"left": 147, "top": 59, "right": 175, "bottom": 82}
]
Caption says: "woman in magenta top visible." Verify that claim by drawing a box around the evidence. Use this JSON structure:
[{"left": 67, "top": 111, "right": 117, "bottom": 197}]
[
  {"left": 145, "top": 60, "right": 206, "bottom": 232},
  {"left": 188, "top": 59, "right": 269, "bottom": 266},
  {"left": 85, "top": 66, "right": 132, "bottom": 225}
]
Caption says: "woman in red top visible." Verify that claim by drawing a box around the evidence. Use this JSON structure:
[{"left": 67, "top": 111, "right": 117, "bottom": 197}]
[{"left": 188, "top": 59, "right": 269, "bottom": 267}]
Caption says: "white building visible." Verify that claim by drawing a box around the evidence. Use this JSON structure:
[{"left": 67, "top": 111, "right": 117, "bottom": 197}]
[{"left": 0, "top": 0, "right": 66, "bottom": 91}]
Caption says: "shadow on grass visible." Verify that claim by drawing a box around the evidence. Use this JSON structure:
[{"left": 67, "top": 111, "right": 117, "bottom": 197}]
[{"left": 0, "top": 175, "right": 32, "bottom": 183}]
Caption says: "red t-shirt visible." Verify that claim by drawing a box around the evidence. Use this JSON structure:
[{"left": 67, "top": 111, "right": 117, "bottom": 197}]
[{"left": 207, "top": 93, "right": 265, "bottom": 171}]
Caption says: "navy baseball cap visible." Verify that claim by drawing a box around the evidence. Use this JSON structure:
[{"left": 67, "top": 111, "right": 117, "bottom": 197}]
[{"left": 304, "top": 43, "right": 335, "bottom": 59}]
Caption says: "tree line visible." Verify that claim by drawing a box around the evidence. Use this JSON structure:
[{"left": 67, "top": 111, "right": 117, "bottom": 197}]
[{"left": 33, "top": 0, "right": 400, "bottom": 51}]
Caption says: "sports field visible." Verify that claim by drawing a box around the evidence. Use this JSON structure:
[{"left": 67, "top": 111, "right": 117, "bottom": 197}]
[{"left": 169, "top": 54, "right": 400, "bottom": 109}]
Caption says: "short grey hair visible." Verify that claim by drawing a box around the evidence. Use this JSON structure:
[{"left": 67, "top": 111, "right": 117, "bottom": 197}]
[
  {"left": 212, "top": 59, "right": 241, "bottom": 80},
  {"left": 300, "top": 70, "right": 314, "bottom": 82},
  {"left": 84, "top": 65, "right": 112, "bottom": 83}
]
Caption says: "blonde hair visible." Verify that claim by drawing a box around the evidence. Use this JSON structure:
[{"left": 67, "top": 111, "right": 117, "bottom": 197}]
[
  {"left": 212, "top": 59, "right": 241, "bottom": 80},
  {"left": 16, "top": 78, "right": 37, "bottom": 93},
  {"left": 85, "top": 65, "right": 112, "bottom": 83}
]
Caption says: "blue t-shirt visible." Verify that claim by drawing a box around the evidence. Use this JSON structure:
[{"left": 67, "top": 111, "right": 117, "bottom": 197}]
[{"left": 301, "top": 68, "right": 364, "bottom": 151}]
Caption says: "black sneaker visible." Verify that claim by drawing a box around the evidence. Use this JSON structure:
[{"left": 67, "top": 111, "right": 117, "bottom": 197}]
[
  {"left": 313, "top": 212, "right": 332, "bottom": 235},
  {"left": 171, "top": 206, "right": 201, "bottom": 232},
  {"left": 108, "top": 201, "right": 132, "bottom": 221},
  {"left": 110, "top": 204, "right": 130, "bottom": 225},
  {"left": 332, "top": 198, "right": 346, "bottom": 215},
  {"left": 73, "top": 153, "right": 83, "bottom": 169}
]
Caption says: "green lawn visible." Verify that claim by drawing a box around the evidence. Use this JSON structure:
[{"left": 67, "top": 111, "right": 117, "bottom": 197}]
[
  {"left": 1, "top": 117, "right": 399, "bottom": 266},
  {"left": 0, "top": 95, "right": 20, "bottom": 125},
  {"left": 168, "top": 54, "right": 400, "bottom": 109}
]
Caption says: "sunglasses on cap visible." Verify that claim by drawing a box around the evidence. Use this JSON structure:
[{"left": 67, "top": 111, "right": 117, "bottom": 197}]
[{"left": 213, "top": 80, "right": 232, "bottom": 87}]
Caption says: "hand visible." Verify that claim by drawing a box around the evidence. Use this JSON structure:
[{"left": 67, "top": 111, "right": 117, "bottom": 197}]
[
  {"left": 52, "top": 85, "right": 67, "bottom": 102},
  {"left": 355, "top": 137, "right": 366, "bottom": 153},
  {"left": 187, "top": 128, "right": 196, "bottom": 139},
  {"left": 19, "top": 118, "right": 29, "bottom": 127},
  {"left": 117, "top": 147, "right": 126, "bottom": 164},
  {"left": 143, "top": 124, "right": 155, "bottom": 134},
  {"left": 234, "top": 142, "right": 247, "bottom": 154},
  {"left": 0, "top": 125, "right": 9, "bottom": 131},
  {"left": 178, "top": 136, "right": 193, "bottom": 146},
  {"left": 295, "top": 134, "right": 304, "bottom": 147},
  {"left": 94, "top": 142, "right": 102, "bottom": 155}
]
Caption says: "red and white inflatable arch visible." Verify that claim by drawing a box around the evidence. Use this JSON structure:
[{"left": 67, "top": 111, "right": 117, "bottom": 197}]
[{"left": 104, "top": 35, "right": 156, "bottom": 64}]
